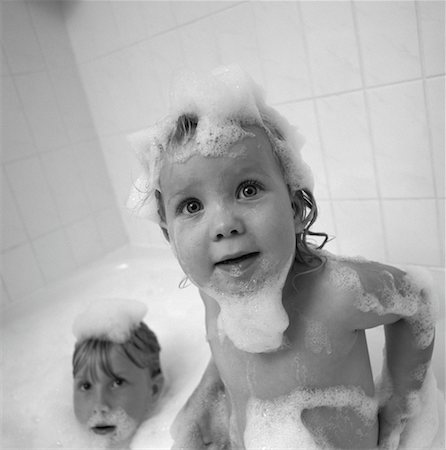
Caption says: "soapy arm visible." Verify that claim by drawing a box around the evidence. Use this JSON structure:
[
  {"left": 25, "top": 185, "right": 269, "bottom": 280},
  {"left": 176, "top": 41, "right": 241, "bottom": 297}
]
[
  {"left": 378, "top": 315, "right": 435, "bottom": 450},
  {"left": 342, "top": 261, "right": 436, "bottom": 449},
  {"left": 170, "top": 358, "right": 230, "bottom": 450}
]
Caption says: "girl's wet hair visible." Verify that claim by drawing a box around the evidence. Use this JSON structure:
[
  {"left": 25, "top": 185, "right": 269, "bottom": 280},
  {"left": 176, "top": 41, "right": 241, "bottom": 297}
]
[
  {"left": 72, "top": 322, "right": 162, "bottom": 381},
  {"left": 159, "top": 113, "right": 329, "bottom": 270}
]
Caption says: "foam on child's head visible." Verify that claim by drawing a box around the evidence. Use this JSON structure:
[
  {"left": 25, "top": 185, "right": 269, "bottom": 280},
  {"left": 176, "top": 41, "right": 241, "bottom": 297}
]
[
  {"left": 72, "top": 299, "right": 148, "bottom": 344},
  {"left": 127, "top": 64, "right": 313, "bottom": 222}
]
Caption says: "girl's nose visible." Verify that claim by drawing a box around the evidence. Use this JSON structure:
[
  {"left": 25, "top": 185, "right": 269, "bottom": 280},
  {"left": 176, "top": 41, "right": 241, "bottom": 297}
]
[
  {"left": 93, "top": 389, "right": 111, "bottom": 415},
  {"left": 211, "top": 204, "right": 245, "bottom": 241}
]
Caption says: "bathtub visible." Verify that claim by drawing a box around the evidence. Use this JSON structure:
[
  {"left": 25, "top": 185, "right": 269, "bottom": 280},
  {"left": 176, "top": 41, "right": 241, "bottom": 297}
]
[{"left": 1, "top": 245, "right": 444, "bottom": 448}]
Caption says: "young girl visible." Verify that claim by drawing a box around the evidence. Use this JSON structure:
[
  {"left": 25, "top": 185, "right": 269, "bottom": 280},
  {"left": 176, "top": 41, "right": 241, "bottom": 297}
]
[
  {"left": 72, "top": 299, "right": 164, "bottom": 449},
  {"left": 128, "top": 66, "right": 438, "bottom": 449}
]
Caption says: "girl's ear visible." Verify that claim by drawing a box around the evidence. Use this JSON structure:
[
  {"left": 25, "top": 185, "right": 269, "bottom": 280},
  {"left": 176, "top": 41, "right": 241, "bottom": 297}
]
[
  {"left": 150, "top": 372, "right": 165, "bottom": 401},
  {"left": 155, "top": 190, "right": 170, "bottom": 242},
  {"left": 291, "top": 190, "right": 315, "bottom": 234}
]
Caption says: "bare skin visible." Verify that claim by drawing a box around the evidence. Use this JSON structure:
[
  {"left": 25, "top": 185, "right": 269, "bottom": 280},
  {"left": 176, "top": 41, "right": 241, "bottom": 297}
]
[
  {"left": 171, "top": 256, "right": 434, "bottom": 449},
  {"left": 161, "top": 127, "right": 434, "bottom": 449}
]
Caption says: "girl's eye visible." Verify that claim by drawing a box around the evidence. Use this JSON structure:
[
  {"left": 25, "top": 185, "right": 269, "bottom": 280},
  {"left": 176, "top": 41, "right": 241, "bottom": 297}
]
[
  {"left": 79, "top": 382, "right": 91, "bottom": 392},
  {"left": 238, "top": 181, "right": 262, "bottom": 199},
  {"left": 112, "top": 378, "right": 125, "bottom": 388},
  {"left": 179, "top": 199, "right": 202, "bottom": 215}
]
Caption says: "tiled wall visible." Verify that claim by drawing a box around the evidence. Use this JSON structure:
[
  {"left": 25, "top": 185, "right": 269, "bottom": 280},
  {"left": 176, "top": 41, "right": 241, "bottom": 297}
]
[
  {"left": 1, "top": 1, "right": 128, "bottom": 306},
  {"left": 61, "top": 1, "right": 444, "bottom": 301}
]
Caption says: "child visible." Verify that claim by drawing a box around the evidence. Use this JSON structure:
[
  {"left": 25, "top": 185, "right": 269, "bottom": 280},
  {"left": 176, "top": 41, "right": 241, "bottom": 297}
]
[
  {"left": 72, "top": 299, "right": 164, "bottom": 449},
  {"left": 128, "top": 66, "right": 438, "bottom": 449}
]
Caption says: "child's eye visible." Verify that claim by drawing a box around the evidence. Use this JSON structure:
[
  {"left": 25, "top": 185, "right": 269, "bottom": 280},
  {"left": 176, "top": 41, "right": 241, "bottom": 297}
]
[
  {"left": 79, "top": 381, "right": 91, "bottom": 392},
  {"left": 178, "top": 198, "right": 203, "bottom": 215},
  {"left": 111, "top": 378, "right": 125, "bottom": 388},
  {"left": 238, "top": 181, "right": 263, "bottom": 199}
]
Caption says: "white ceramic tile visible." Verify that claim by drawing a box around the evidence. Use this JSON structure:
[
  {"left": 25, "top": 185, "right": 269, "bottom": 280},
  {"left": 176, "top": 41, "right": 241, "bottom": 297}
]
[
  {"left": 147, "top": 32, "right": 188, "bottom": 110},
  {"left": 313, "top": 199, "right": 339, "bottom": 255},
  {"left": 139, "top": 1, "right": 176, "bottom": 37},
  {"left": 72, "top": 140, "right": 115, "bottom": 212},
  {"left": 275, "top": 101, "right": 329, "bottom": 200},
  {"left": 6, "top": 156, "right": 61, "bottom": 239},
  {"left": 300, "top": 1, "right": 361, "bottom": 95},
  {"left": 1, "top": 277, "right": 12, "bottom": 308},
  {"left": 1, "top": 170, "right": 27, "bottom": 252},
  {"left": 109, "top": 1, "right": 146, "bottom": 47},
  {"left": 122, "top": 41, "right": 166, "bottom": 128},
  {"left": 438, "top": 198, "right": 445, "bottom": 265},
  {"left": 355, "top": 2, "right": 421, "bottom": 86},
  {"left": 32, "top": 229, "right": 76, "bottom": 282},
  {"left": 178, "top": 19, "right": 221, "bottom": 73},
  {"left": 1, "top": 44, "right": 11, "bottom": 75},
  {"left": 66, "top": 217, "right": 104, "bottom": 266},
  {"left": 383, "top": 199, "right": 442, "bottom": 266},
  {"left": 48, "top": 67, "right": 97, "bottom": 143},
  {"left": 425, "top": 76, "right": 445, "bottom": 197},
  {"left": 317, "top": 92, "right": 377, "bottom": 199},
  {"left": 63, "top": 0, "right": 118, "bottom": 62},
  {"left": 332, "top": 200, "right": 386, "bottom": 261},
  {"left": 172, "top": 1, "right": 235, "bottom": 25},
  {"left": 367, "top": 81, "right": 434, "bottom": 198},
  {"left": 99, "top": 134, "right": 142, "bottom": 207},
  {"left": 418, "top": 1, "right": 445, "bottom": 76},
  {"left": 212, "top": 4, "right": 264, "bottom": 87},
  {"left": 40, "top": 147, "right": 91, "bottom": 225},
  {"left": 1, "top": 76, "right": 36, "bottom": 163},
  {"left": 94, "top": 207, "right": 128, "bottom": 252},
  {"left": 1, "top": 0, "right": 46, "bottom": 74},
  {"left": 15, "top": 71, "right": 69, "bottom": 151},
  {"left": 27, "top": 0, "right": 75, "bottom": 70},
  {"left": 253, "top": 2, "right": 312, "bottom": 103},
  {"left": 80, "top": 49, "right": 147, "bottom": 135},
  {"left": 1, "top": 243, "right": 44, "bottom": 300}
]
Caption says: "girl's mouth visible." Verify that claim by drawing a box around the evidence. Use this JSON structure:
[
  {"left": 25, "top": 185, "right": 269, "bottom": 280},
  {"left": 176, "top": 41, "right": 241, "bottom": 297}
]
[
  {"left": 215, "top": 252, "right": 260, "bottom": 277},
  {"left": 216, "top": 252, "right": 260, "bottom": 266},
  {"left": 91, "top": 425, "right": 116, "bottom": 435}
]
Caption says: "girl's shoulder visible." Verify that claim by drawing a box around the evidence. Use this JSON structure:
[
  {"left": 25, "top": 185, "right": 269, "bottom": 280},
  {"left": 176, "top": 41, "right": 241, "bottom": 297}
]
[{"left": 314, "top": 250, "right": 437, "bottom": 331}]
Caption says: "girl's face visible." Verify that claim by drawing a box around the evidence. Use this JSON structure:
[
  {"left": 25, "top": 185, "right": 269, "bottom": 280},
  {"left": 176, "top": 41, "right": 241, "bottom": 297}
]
[
  {"left": 159, "top": 126, "right": 298, "bottom": 295},
  {"left": 73, "top": 345, "right": 157, "bottom": 445}
]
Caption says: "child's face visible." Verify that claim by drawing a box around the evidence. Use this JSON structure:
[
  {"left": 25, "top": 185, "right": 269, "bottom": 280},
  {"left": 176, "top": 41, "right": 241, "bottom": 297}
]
[
  {"left": 73, "top": 345, "right": 158, "bottom": 444},
  {"left": 159, "top": 126, "right": 298, "bottom": 295}
]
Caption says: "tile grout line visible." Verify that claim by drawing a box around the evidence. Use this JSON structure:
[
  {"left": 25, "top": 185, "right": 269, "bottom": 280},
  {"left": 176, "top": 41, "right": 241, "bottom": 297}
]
[
  {"left": 414, "top": 1, "right": 443, "bottom": 260},
  {"left": 295, "top": 1, "right": 340, "bottom": 252},
  {"left": 350, "top": 0, "right": 390, "bottom": 262}
]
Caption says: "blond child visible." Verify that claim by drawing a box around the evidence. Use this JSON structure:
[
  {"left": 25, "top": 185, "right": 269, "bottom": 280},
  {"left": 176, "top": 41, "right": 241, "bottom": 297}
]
[
  {"left": 72, "top": 299, "right": 164, "bottom": 449},
  {"left": 128, "top": 66, "right": 438, "bottom": 449}
]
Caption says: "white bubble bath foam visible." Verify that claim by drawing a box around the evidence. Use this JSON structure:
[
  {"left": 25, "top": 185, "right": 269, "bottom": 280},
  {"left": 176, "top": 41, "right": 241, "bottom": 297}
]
[{"left": 2, "top": 246, "right": 444, "bottom": 449}]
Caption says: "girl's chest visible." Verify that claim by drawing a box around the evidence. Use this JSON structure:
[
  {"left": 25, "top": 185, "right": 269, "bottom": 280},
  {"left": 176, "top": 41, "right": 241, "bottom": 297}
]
[{"left": 210, "top": 324, "right": 371, "bottom": 401}]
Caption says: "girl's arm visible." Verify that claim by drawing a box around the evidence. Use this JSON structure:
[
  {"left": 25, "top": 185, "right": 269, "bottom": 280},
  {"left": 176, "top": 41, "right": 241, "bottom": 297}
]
[
  {"left": 170, "top": 357, "right": 230, "bottom": 450},
  {"left": 378, "top": 317, "right": 435, "bottom": 449},
  {"left": 340, "top": 260, "right": 436, "bottom": 449}
]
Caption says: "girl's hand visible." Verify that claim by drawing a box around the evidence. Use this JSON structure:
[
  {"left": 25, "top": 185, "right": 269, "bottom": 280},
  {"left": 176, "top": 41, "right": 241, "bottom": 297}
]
[
  {"left": 170, "top": 388, "right": 230, "bottom": 450},
  {"left": 378, "top": 394, "right": 411, "bottom": 450}
]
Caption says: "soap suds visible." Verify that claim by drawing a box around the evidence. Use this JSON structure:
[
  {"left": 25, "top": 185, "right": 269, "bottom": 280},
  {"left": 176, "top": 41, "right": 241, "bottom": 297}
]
[
  {"left": 127, "top": 65, "right": 313, "bottom": 223},
  {"left": 202, "top": 255, "right": 293, "bottom": 354},
  {"left": 72, "top": 298, "right": 148, "bottom": 344},
  {"left": 244, "top": 386, "right": 377, "bottom": 449}
]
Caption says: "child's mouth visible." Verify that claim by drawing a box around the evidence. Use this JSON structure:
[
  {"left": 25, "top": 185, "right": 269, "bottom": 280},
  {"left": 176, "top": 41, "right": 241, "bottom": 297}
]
[
  {"left": 216, "top": 252, "right": 260, "bottom": 266},
  {"left": 215, "top": 252, "right": 260, "bottom": 277},
  {"left": 91, "top": 424, "right": 116, "bottom": 435}
]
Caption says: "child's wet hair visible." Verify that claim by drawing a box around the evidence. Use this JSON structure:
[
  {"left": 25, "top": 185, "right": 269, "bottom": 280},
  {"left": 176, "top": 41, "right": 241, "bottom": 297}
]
[
  {"left": 72, "top": 322, "right": 162, "bottom": 380},
  {"left": 158, "top": 113, "right": 328, "bottom": 270}
]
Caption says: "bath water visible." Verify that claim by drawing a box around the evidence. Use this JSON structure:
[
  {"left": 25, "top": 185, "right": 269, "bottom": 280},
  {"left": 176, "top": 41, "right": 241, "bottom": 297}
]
[{"left": 2, "top": 246, "right": 444, "bottom": 448}]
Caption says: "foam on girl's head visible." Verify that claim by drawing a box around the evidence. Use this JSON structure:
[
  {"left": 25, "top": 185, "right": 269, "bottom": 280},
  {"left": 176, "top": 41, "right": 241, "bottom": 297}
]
[
  {"left": 127, "top": 64, "right": 313, "bottom": 223},
  {"left": 72, "top": 299, "right": 148, "bottom": 344}
]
